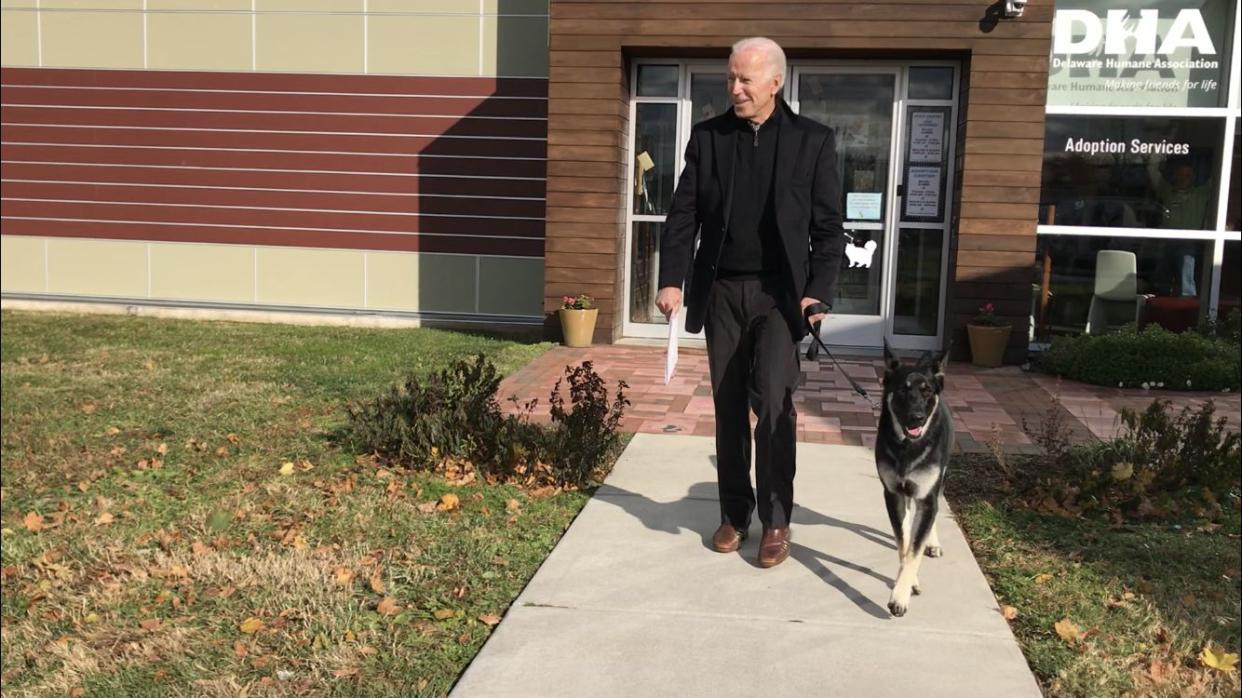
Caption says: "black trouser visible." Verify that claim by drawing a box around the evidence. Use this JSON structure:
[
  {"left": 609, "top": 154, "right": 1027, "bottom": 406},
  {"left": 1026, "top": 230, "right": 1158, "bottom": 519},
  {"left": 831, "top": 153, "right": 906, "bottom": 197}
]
[{"left": 704, "top": 276, "right": 800, "bottom": 530}]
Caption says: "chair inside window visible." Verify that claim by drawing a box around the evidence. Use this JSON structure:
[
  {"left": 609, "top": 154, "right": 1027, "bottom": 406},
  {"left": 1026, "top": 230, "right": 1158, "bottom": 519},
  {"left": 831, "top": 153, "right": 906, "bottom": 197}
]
[{"left": 1084, "top": 250, "right": 1147, "bottom": 335}]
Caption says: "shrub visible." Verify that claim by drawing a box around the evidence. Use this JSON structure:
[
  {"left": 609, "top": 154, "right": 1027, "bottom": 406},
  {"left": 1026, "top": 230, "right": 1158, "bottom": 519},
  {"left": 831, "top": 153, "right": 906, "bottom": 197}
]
[
  {"left": 542, "top": 362, "right": 629, "bottom": 488},
  {"left": 344, "top": 354, "right": 504, "bottom": 470},
  {"left": 1040, "top": 324, "right": 1240, "bottom": 391},
  {"left": 346, "top": 356, "right": 628, "bottom": 488},
  {"left": 1020, "top": 398, "right": 1240, "bottom": 520}
]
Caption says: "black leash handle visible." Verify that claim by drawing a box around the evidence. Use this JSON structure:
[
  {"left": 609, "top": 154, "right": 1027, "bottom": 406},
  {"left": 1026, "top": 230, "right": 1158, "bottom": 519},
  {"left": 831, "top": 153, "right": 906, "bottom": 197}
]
[
  {"left": 803, "top": 302, "right": 831, "bottom": 361},
  {"left": 802, "top": 302, "right": 878, "bottom": 407}
]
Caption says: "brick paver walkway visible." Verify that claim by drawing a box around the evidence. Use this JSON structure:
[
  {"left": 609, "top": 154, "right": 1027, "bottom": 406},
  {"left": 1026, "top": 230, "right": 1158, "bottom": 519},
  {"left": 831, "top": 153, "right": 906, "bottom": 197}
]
[{"left": 499, "top": 345, "right": 1241, "bottom": 453}]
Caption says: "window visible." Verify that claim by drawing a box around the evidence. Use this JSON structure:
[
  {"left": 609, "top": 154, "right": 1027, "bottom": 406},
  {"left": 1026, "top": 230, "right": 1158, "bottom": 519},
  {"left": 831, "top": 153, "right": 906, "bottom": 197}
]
[
  {"left": 1033, "top": 235, "right": 1214, "bottom": 337},
  {"left": 1040, "top": 115, "right": 1225, "bottom": 230},
  {"left": 1047, "top": 0, "right": 1235, "bottom": 108}
]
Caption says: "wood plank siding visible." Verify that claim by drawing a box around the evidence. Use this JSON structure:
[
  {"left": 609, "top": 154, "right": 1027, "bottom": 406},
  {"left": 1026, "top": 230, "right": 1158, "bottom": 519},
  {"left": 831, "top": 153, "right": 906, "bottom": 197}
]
[
  {"left": 1, "top": 68, "right": 548, "bottom": 257},
  {"left": 546, "top": 0, "right": 1052, "bottom": 354}
]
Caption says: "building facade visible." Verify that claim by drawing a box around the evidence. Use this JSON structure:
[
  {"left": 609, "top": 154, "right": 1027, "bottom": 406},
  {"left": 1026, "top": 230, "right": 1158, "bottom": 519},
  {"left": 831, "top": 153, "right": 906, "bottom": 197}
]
[{"left": 2, "top": 0, "right": 1239, "bottom": 363}]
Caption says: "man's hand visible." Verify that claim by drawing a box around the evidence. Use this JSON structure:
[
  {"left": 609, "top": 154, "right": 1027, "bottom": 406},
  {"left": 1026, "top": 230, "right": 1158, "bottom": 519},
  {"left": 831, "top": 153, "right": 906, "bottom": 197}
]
[
  {"left": 801, "top": 297, "right": 828, "bottom": 327},
  {"left": 656, "top": 287, "right": 682, "bottom": 319}
]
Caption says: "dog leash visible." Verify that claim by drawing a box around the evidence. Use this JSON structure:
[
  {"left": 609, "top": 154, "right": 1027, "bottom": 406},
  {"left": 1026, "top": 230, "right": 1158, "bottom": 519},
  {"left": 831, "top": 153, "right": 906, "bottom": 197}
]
[{"left": 803, "top": 302, "right": 881, "bottom": 410}]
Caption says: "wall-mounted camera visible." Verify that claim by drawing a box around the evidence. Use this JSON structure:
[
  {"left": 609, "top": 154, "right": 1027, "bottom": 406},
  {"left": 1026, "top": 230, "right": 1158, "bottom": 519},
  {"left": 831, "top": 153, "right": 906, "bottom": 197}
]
[{"left": 1003, "top": 0, "right": 1027, "bottom": 18}]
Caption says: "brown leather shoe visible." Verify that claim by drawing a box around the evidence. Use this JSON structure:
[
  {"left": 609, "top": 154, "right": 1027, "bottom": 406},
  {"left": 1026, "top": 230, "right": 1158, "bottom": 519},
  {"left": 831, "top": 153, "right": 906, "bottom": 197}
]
[
  {"left": 758, "top": 527, "right": 791, "bottom": 568},
  {"left": 711, "top": 523, "right": 748, "bottom": 553}
]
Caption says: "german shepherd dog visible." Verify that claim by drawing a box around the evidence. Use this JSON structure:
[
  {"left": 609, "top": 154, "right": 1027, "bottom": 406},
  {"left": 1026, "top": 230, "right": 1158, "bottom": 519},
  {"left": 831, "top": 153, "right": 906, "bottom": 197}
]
[{"left": 876, "top": 342, "right": 953, "bottom": 617}]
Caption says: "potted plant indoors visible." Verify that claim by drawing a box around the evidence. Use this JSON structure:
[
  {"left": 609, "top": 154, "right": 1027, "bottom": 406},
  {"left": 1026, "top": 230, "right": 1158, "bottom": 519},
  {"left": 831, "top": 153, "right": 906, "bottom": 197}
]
[
  {"left": 558, "top": 294, "right": 598, "bottom": 347},
  {"left": 966, "top": 302, "right": 1012, "bottom": 368}
]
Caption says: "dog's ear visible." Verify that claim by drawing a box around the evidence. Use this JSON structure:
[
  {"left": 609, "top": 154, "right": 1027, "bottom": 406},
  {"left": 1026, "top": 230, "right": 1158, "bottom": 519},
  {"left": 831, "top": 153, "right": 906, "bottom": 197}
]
[
  {"left": 930, "top": 344, "right": 950, "bottom": 391},
  {"left": 883, "top": 339, "right": 900, "bottom": 375}
]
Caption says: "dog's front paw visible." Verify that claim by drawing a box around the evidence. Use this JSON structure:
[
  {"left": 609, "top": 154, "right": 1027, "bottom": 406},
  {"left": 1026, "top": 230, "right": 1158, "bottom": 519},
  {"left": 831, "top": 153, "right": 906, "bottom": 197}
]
[
  {"left": 887, "top": 598, "right": 908, "bottom": 617},
  {"left": 924, "top": 545, "right": 943, "bottom": 558}
]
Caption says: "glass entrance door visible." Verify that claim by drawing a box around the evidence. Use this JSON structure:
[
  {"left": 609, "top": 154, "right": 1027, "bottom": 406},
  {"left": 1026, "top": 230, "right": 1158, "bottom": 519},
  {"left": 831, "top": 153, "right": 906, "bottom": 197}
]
[
  {"left": 793, "top": 68, "right": 901, "bottom": 347},
  {"left": 623, "top": 61, "right": 957, "bottom": 350}
]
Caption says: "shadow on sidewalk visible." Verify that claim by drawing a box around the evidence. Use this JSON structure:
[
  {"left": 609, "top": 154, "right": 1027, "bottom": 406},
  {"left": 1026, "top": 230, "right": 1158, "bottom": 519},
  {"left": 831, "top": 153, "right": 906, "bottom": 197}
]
[{"left": 593, "top": 478, "right": 895, "bottom": 619}]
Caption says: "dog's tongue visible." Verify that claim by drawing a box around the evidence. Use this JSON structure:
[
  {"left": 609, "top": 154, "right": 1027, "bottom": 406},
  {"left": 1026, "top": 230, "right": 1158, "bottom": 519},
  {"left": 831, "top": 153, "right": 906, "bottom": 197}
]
[{"left": 906, "top": 425, "right": 925, "bottom": 438}]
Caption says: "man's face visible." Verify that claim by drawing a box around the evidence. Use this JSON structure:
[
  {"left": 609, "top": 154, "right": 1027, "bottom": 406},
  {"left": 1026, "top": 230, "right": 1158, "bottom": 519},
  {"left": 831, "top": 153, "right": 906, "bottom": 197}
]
[{"left": 728, "top": 49, "right": 780, "bottom": 121}]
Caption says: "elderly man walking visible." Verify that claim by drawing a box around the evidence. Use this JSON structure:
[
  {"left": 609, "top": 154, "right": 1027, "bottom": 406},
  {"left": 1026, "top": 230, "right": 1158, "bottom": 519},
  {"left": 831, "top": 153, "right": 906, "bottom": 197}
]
[{"left": 656, "top": 37, "right": 845, "bottom": 568}]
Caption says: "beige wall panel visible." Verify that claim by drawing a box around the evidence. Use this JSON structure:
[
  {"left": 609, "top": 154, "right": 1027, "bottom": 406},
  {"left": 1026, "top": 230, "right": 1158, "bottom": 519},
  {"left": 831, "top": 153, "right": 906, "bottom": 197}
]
[
  {"left": 255, "top": 13, "right": 364, "bottom": 73},
  {"left": 365, "top": 251, "right": 421, "bottom": 311},
  {"left": 150, "top": 243, "right": 253, "bottom": 303},
  {"left": 148, "top": 13, "right": 252, "bottom": 71},
  {"left": 368, "top": 15, "right": 478, "bottom": 76},
  {"left": 483, "top": 0, "right": 548, "bottom": 14},
  {"left": 257, "top": 0, "right": 362, "bottom": 11},
  {"left": 41, "top": 11, "right": 144, "bottom": 69},
  {"left": 481, "top": 15, "right": 547, "bottom": 78},
  {"left": 418, "top": 254, "right": 476, "bottom": 313},
  {"left": 41, "top": 1, "right": 141, "bottom": 8},
  {"left": 0, "top": 10, "right": 38, "bottom": 66},
  {"left": 478, "top": 257, "right": 542, "bottom": 315},
  {"left": 370, "top": 0, "right": 472, "bottom": 12},
  {"left": 1, "top": 236, "right": 47, "bottom": 293},
  {"left": 46, "top": 238, "right": 147, "bottom": 298},
  {"left": 255, "top": 248, "right": 364, "bottom": 307},
  {"left": 149, "top": 1, "right": 253, "bottom": 13}
]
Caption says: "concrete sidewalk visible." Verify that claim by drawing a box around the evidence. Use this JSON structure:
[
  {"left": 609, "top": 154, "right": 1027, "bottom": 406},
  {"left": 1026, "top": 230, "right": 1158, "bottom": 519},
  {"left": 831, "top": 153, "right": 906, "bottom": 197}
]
[{"left": 452, "top": 434, "right": 1041, "bottom": 697}]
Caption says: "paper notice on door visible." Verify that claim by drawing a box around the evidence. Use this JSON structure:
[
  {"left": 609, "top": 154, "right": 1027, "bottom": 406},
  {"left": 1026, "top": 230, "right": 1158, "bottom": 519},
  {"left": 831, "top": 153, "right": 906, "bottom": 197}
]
[
  {"left": 846, "top": 192, "right": 883, "bottom": 221},
  {"left": 909, "top": 111, "right": 945, "bottom": 163},
  {"left": 665, "top": 309, "right": 679, "bottom": 385},
  {"left": 905, "top": 166, "right": 941, "bottom": 218}
]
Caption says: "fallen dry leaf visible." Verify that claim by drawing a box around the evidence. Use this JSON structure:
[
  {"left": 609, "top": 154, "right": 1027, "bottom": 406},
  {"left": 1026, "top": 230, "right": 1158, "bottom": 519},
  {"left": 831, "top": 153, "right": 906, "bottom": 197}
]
[
  {"left": 478, "top": 613, "right": 502, "bottom": 626},
  {"left": 1200, "top": 645, "right": 1239, "bottom": 672},
  {"left": 279, "top": 462, "right": 295, "bottom": 476},
  {"left": 139, "top": 618, "right": 162, "bottom": 631},
  {"left": 433, "top": 609, "right": 455, "bottom": 620},
  {"left": 239, "top": 617, "right": 265, "bottom": 634},
  {"left": 1054, "top": 618, "right": 1083, "bottom": 644},
  {"left": 23, "top": 511, "right": 44, "bottom": 532},
  {"left": 437, "top": 494, "right": 460, "bottom": 512},
  {"left": 334, "top": 567, "right": 354, "bottom": 587},
  {"left": 1033, "top": 573, "right": 1053, "bottom": 585},
  {"left": 377, "top": 597, "right": 401, "bottom": 616},
  {"left": 1147, "top": 659, "right": 1174, "bottom": 684},
  {"left": 416, "top": 501, "right": 437, "bottom": 514},
  {"left": 505, "top": 499, "right": 521, "bottom": 511},
  {"left": 1001, "top": 605, "right": 1018, "bottom": 620},
  {"left": 369, "top": 573, "right": 385, "bottom": 594},
  {"left": 227, "top": 433, "right": 240, "bottom": 444},
  {"left": 94, "top": 512, "right": 114, "bottom": 526}
]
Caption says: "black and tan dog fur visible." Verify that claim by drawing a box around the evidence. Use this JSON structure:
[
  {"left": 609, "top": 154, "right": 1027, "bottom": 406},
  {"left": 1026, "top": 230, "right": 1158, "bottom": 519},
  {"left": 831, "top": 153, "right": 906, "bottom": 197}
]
[{"left": 875, "top": 342, "right": 953, "bottom": 617}]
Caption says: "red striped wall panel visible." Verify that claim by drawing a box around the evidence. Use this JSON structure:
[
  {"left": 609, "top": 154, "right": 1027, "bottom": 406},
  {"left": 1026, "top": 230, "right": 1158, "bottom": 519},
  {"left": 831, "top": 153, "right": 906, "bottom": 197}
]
[{"left": 0, "top": 68, "right": 549, "bottom": 257}]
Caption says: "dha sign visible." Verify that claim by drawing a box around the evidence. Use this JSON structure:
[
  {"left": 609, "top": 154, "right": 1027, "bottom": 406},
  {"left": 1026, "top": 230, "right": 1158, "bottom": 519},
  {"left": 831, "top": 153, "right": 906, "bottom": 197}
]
[{"left": 1053, "top": 9, "right": 1217, "bottom": 56}]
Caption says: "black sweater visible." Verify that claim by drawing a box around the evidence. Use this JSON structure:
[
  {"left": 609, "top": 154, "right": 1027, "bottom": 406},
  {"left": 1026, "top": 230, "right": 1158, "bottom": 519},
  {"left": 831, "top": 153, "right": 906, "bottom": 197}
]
[{"left": 717, "top": 106, "right": 783, "bottom": 278}]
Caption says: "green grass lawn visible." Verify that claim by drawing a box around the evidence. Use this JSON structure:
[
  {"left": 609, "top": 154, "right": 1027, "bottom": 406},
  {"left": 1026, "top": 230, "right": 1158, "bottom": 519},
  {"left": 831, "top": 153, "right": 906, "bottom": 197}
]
[
  {"left": 949, "top": 454, "right": 1241, "bottom": 697},
  {"left": 0, "top": 310, "right": 612, "bottom": 696}
]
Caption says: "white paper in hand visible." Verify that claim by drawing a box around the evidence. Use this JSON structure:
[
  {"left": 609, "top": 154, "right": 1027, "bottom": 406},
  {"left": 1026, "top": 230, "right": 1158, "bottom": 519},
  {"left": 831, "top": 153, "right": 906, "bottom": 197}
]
[{"left": 664, "top": 309, "right": 679, "bottom": 385}]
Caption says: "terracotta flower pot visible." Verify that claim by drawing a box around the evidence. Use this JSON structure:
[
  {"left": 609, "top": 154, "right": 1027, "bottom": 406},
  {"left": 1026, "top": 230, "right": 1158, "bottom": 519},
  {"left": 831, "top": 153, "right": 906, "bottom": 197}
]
[
  {"left": 559, "top": 308, "right": 598, "bottom": 347},
  {"left": 967, "top": 323, "right": 1011, "bottom": 368}
]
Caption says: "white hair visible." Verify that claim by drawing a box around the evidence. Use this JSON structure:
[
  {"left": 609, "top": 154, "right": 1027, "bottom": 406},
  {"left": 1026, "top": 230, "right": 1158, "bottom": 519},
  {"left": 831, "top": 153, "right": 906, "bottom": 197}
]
[{"left": 730, "top": 36, "right": 787, "bottom": 89}]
